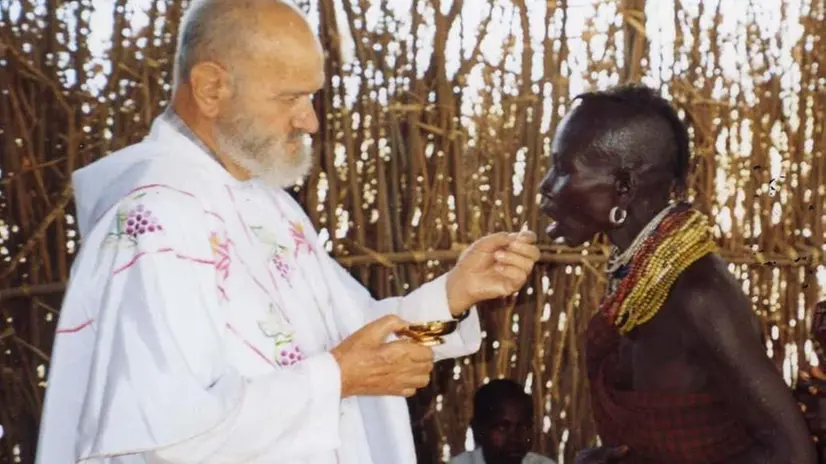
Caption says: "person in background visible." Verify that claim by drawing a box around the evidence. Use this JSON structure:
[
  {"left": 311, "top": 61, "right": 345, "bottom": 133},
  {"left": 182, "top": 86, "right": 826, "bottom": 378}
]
[{"left": 451, "top": 379, "right": 556, "bottom": 464}]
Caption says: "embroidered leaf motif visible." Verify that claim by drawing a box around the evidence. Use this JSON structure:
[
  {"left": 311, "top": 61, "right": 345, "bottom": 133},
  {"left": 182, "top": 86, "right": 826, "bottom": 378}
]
[
  {"left": 257, "top": 304, "right": 304, "bottom": 367},
  {"left": 257, "top": 320, "right": 294, "bottom": 346},
  {"left": 250, "top": 226, "right": 277, "bottom": 244}
]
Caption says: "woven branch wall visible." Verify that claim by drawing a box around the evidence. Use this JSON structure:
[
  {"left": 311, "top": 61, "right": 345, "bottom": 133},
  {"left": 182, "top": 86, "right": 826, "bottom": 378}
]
[{"left": 1, "top": 0, "right": 825, "bottom": 462}]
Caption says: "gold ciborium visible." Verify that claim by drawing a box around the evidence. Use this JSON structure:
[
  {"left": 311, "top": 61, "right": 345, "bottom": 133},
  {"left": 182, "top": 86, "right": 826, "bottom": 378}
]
[{"left": 396, "top": 320, "right": 458, "bottom": 346}]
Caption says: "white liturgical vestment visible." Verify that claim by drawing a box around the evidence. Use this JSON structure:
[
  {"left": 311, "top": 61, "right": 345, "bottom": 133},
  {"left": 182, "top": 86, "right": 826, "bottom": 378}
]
[{"left": 36, "top": 113, "right": 482, "bottom": 463}]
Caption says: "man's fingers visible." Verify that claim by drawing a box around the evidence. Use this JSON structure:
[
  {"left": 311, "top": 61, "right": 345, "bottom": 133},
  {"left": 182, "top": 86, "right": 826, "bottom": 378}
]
[
  {"left": 397, "top": 373, "right": 431, "bottom": 394},
  {"left": 399, "top": 343, "right": 435, "bottom": 362},
  {"left": 470, "top": 232, "right": 513, "bottom": 253},
  {"left": 365, "top": 314, "right": 409, "bottom": 341},
  {"left": 395, "top": 357, "right": 433, "bottom": 381},
  {"left": 409, "top": 374, "right": 432, "bottom": 388},
  {"left": 513, "top": 230, "right": 537, "bottom": 243},
  {"left": 409, "top": 344, "right": 435, "bottom": 362},
  {"left": 494, "top": 264, "right": 529, "bottom": 286},
  {"left": 383, "top": 340, "right": 435, "bottom": 363},
  {"left": 467, "top": 230, "right": 539, "bottom": 256},
  {"left": 507, "top": 239, "right": 540, "bottom": 261},
  {"left": 494, "top": 249, "right": 537, "bottom": 272}
]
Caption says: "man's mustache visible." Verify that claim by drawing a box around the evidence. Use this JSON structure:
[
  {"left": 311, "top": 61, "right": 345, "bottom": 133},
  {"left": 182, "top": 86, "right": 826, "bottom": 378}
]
[{"left": 288, "top": 131, "right": 308, "bottom": 142}]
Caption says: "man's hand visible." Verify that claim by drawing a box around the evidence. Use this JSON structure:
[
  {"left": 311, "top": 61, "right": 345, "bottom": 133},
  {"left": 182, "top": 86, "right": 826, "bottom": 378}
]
[
  {"left": 330, "top": 315, "right": 434, "bottom": 398},
  {"left": 445, "top": 231, "right": 540, "bottom": 316},
  {"left": 575, "top": 446, "right": 630, "bottom": 464}
]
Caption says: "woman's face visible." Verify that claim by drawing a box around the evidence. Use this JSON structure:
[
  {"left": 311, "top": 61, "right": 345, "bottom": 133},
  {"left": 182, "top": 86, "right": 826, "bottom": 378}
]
[{"left": 539, "top": 111, "right": 619, "bottom": 247}]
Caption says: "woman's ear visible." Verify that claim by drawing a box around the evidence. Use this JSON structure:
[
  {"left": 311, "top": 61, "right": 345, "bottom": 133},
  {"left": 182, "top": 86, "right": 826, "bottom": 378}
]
[{"left": 614, "top": 169, "right": 635, "bottom": 206}]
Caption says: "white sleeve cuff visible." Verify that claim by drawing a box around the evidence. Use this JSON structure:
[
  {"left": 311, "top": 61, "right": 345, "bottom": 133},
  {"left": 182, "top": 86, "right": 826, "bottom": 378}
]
[
  {"left": 300, "top": 353, "right": 342, "bottom": 448},
  {"left": 397, "top": 274, "right": 453, "bottom": 322},
  {"left": 235, "top": 353, "right": 343, "bottom": 459}
]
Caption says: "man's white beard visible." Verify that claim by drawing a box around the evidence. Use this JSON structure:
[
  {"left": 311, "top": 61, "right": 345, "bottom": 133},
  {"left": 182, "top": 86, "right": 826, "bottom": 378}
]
[{"left": 214, "top": 112, "right": 313, "bottom": 189}]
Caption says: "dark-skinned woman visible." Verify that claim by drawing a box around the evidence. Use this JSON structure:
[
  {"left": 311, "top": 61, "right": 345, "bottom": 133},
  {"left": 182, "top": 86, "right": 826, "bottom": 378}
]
[{"left": 539, "top": 84, "right": 815, "bottom": 464}]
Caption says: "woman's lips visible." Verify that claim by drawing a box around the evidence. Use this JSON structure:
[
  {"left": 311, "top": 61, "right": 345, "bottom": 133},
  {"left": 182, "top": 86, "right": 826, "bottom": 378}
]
[{"left": 545, "top": 220, "right": 569, "bottom": 244}]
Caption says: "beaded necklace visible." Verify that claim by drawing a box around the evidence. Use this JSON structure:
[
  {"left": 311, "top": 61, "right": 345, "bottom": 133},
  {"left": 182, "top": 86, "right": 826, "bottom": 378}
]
[
  {"left": 600, "top": 204, "right": 717, "bottom": 334},
  {"left": 605, "top": 203, "right": 677, "bottom": 274}
]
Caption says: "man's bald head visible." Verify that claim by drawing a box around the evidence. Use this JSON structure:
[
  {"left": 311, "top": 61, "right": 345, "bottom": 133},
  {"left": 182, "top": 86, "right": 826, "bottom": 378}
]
[
  {"left": 173, "top": 0, "right": 316, "bottom": 89},
  {"left": 170, "top": 0, "right": 323, "bottom": 190}
]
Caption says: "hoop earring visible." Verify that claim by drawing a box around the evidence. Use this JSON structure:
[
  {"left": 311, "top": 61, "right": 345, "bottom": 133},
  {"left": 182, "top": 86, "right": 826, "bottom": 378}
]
[{"left": 609, "top": 207, "right": 627, "bottom": 226}]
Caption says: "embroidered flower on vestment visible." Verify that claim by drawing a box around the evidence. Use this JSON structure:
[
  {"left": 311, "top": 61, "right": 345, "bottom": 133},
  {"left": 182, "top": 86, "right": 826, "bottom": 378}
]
[
  {"left": 289, "top": 221, "right": 313, "bottom": 257},
  {"left": 210, "top": 232, "right": 231, "bottom": 300}
]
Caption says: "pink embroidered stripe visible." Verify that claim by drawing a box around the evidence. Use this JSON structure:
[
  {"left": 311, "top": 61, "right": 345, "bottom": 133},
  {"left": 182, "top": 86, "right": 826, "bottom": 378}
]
[
  {"left": 226, "top": 323, "right": 276, "bottom": 368},
  {"left": 57, "top": 319, "right": 94, "bottom": 334},
  {"left": 113, "top": 248, "right": 215, "bottom": 275},
  {"left": 226, "top": 186, "right": 255, "bottom": 243},
  {"left": 127, "top": 185, "right": 225, "bottom": 223},
  {"left": 224, "top": 187, "right": 289, "bottom": 318},
  {"left": 127, "top": 183, "right": 196, "bottom": 198},
  {"left": 205, "top": 210, "right": 226, "bottom": 223},
  {"left": 93, "top": 184, "right": 199, "bottom": 225}
]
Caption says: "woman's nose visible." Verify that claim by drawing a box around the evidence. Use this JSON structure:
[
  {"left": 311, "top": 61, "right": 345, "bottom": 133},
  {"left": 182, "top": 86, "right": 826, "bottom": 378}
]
[{"left": 539, "top": 171, "right": 558, "bottom": 200}]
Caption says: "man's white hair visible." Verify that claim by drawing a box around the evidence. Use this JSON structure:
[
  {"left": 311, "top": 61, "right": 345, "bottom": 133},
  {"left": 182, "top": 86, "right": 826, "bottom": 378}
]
[{"left": 173, "top": 0, "right": 275, "bottom": 89}]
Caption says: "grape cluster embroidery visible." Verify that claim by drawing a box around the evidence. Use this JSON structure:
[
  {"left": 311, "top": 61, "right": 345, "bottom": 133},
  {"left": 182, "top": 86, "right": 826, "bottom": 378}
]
[
  {"left": 250, "top": 226, "right": 293, "bottom": 285},
  {"left": 106, "top": 195, "right": 164, "bottom": 246},
  {"left": 257, "top": 304, "right": 304, "bottom": 367},
  {"left": 277, "top": 345, "right": 304, "bottom": 367}
]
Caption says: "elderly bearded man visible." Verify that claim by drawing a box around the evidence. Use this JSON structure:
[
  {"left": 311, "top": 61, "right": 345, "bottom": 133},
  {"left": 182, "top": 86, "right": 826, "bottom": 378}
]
[{"left": 35, "top": 1, "right": 541, "bottom": 462}]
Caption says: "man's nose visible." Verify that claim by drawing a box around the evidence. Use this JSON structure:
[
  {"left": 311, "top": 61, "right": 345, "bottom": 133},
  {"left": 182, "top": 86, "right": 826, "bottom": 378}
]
[
  {"left": 293, "top": 97, "right": 319, "bottom": 134},
  {"left": 507, "top": 427, "right": 529, "bottom": 446}
]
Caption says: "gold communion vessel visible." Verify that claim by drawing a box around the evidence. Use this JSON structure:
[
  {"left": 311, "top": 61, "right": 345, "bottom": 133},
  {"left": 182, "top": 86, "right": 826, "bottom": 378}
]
[{"left": 396, "top": 320, "right": 458, "bottom": 346}]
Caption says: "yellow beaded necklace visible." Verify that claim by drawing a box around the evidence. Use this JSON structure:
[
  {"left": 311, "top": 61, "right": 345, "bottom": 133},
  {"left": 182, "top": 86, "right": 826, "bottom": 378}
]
[{"left": 601, "top": 206, "right": 717, "bottom": 335}]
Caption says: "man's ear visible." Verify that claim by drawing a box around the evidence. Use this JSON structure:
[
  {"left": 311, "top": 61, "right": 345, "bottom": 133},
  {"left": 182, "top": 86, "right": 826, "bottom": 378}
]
[{"left": 189, "top": 61, "right": 232, "bottom": 118}]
